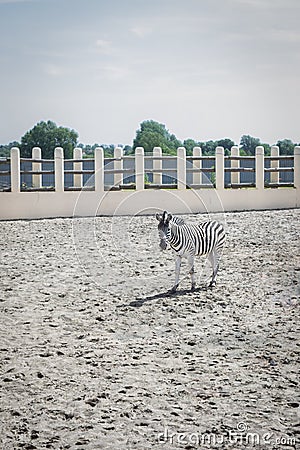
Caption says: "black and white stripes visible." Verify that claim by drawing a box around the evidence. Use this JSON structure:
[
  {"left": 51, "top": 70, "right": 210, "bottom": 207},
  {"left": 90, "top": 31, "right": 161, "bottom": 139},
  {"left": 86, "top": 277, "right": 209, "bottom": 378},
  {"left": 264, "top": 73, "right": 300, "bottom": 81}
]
[{"left": 156, "top": 211, "right": 225, "bottom": 292}]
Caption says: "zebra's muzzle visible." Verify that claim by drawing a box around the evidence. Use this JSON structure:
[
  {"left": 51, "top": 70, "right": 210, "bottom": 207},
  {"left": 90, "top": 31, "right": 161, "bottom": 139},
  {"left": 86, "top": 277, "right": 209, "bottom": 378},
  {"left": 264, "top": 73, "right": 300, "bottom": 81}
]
[{"left": 159, "top": 239, "right": 168, "bottom": 251}]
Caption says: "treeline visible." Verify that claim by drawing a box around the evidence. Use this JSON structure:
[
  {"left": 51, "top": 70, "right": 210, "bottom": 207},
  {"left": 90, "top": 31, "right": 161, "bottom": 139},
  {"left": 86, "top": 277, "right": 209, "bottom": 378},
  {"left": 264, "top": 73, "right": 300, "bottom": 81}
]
[
  {"left": 132, "top": 120, "right": 298, "bottom": 156},
  {"left": 0, "top": 119, "right": 298, "bottom": 159}
]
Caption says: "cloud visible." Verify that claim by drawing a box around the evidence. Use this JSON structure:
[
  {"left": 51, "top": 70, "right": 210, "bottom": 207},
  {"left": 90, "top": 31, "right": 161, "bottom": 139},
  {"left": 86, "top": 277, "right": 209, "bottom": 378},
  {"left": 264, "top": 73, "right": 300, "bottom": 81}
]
[
  {"left": 103, "top": 65, "right": 131, "bottom": 80},
  {"left": 95, "top": 39, "right": 113, "bottom": 54},
  {"left": 43, "top": 64, "right": 64, "bottom": 77},
  {"left": 130, "top": 26, "right": 152, "bottom": 38},
  {"left": 269, "top": 29, "right": 300, "bottom": 43}
]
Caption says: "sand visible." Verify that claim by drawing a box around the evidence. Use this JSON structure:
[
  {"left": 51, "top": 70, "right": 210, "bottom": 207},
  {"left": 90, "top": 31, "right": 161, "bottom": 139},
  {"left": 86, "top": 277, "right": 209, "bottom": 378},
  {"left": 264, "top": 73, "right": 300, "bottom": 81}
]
[{"left": 0, "top": 209, "right": 299, "bottom": 449}]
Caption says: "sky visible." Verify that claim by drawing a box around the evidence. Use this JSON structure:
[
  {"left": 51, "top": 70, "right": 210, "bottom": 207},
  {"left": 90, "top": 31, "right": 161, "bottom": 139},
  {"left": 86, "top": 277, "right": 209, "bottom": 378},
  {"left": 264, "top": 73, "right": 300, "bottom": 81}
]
[{"left": 0, "top": 0, "right": 299, "bottom": 147}]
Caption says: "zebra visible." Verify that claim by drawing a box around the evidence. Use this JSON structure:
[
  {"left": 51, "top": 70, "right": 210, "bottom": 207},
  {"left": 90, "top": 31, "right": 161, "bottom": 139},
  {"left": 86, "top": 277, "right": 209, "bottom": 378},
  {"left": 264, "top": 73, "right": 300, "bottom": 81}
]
[{"left": 156, "top": 211, "right": 225, "bottom": 292}]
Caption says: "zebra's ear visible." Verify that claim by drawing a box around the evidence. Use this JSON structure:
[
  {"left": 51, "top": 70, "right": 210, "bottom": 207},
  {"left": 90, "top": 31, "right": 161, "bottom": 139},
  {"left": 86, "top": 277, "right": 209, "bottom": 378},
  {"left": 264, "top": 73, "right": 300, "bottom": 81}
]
[
  {"left": 156, "top": 213, "right": 162, "bottom": 221},
  {"left": 167, "top": 213, "right": 173, "bottom": 223}
]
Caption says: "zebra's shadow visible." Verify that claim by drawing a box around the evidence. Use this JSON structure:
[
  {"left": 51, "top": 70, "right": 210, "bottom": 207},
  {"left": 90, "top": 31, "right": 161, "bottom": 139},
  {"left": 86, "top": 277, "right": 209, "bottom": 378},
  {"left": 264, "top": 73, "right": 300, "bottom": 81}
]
[{"left": 124, "top": 286, "right": 207, "bottom": 308}]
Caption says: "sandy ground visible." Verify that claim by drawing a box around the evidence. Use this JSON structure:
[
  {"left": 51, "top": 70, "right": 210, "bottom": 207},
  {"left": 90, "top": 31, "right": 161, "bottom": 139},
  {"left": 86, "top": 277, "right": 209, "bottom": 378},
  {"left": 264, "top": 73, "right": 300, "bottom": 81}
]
[{"left": 0, "top": 209, "right": 299, "bottom": 450}]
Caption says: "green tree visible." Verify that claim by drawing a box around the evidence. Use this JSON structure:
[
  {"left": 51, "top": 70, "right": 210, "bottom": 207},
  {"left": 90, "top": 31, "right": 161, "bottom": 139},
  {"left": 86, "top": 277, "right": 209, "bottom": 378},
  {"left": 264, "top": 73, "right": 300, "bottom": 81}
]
[
  {"left": 261, "top": 142, "right": 271, "bottom": 156},
  {"left": 216, "top": 138, "right": 235, "bottom": 155},
  {"left": 133, "top": 120, "right": 182, "bottom": 154},
  {"left": 123, "top": 145, "right": 132, "bottom": 155},
  {"left": 240, "top": 135, "right": 261, "bottom": 155},
  {"left": 168, "top": 134, "right": 182, "bottom": 153},
  {"left": 20, "top": 120, "right": 78, "bottom": 158},
  {"left": 102, "top": 144, "right": 115, "bottom": 157},
  {"left": 0, "top": 141, "right": 19, "bottom": 157},
  {"left": 276, "top": 139, "right": 295, "bottom": 155},
  {"left": 138, "top": 120, "right": 169, "bottom": 138},
  {"left": 200, "top": 140, "right": 217, "bottom": 155},
  {"left": 183, "top": 139, "right": 199, "bottom": 155}
]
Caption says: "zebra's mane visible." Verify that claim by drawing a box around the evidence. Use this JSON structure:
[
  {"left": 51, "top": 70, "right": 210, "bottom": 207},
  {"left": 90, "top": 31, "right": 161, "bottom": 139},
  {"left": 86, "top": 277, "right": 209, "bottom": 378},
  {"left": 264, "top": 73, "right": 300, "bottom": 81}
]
[
  {"left": 170, "top": 215, "right": 185, "bottom": 226},
  {"left": 156, "top": 211, "right": 185, "bottom": 226}
]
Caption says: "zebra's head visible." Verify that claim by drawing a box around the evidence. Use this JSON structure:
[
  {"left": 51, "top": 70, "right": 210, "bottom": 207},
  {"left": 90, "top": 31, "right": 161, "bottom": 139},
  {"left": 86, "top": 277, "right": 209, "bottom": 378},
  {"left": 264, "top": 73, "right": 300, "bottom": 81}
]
[{"left": 156, "top": 211, "right": 172, "bottom": 250}]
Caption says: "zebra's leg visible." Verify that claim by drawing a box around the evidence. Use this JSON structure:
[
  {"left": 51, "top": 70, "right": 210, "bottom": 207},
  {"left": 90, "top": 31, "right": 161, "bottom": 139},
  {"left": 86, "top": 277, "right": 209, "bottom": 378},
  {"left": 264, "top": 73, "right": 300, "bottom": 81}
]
[
  {"left": 187, "top": 254, "right": 196, "bottom": 291},
  {"left": 207, "top": 250, "right": 220, "bottom": 288},
  {"left": 171, "top": 255, "right": 182, "bottom": 293}
]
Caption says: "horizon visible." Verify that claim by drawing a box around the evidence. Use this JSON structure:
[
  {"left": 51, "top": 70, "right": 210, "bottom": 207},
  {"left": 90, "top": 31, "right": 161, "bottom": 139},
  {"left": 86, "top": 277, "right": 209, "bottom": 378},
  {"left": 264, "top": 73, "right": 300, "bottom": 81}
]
[{"left": 2, "top": 117, "right": 299, "bottom": 149}]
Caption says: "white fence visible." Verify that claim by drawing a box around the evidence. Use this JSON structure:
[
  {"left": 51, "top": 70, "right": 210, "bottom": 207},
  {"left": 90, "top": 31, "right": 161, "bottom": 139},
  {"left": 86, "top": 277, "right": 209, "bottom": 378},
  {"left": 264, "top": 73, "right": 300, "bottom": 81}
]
[{"left": 0, "top": 145, "right": 299, "bottom": 220}]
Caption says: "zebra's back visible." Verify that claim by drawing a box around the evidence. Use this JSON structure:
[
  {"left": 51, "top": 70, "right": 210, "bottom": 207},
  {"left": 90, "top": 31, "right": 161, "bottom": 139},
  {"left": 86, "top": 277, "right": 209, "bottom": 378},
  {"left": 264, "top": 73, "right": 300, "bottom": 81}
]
[
  {"left": 170, "top": 220, "right": 225, "bottom": 256},
  {"left": 196, "top": 221, "right": 225, "bottom": 255}
]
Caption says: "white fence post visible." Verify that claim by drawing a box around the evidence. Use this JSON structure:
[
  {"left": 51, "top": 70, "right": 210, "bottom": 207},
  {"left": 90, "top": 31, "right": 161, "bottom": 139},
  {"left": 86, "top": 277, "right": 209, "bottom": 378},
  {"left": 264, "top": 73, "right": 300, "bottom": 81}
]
[
  {"left": 95, "top": 147, "right": 104, "bottom": 192},
  {"left": 215, "top": 146, "right": 224, "bottom": 189},
  {"left": 270, "top": 145, "right": 279, "bottom": 184},
  {"left": 193, "top": 146, "right": 202, "bottom": 186},
  {"left": 135, "top": 147, "right": 144, "bottom": 190},
  {"left": 73, "top": 147, "right": 83, "bottom": 188},
  {"left": 32, "top": 147, "right": 42, "bottom": 188},
  {"left": 294, "top": 146, "right": 300, "bottom": 189},
  {"left": 114, "top": 146, "right": 123, "bottom": 186},
  {"left": 177, "top": 147, "right": 186, "bottom": 190},
  {"left": 10, "top": 147, "right": 20, "bottom": 193},
  {"left": 153, "top": 146, "right": 162, "bottom": 185},
  {"left": 231, "top": 146, "right": 240, "bottom": 185},
  {"left": 54, "top": 147, "right": 64, "bottom": 192},
  {"left": 255, "top": 146, "right": 265, "bottom": 190}
]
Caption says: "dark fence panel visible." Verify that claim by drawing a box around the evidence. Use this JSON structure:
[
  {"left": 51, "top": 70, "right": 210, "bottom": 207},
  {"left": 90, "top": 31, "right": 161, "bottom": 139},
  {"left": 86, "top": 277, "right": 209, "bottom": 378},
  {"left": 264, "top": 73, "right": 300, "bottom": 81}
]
[{"left": 0, "top": 159, "right": 10, "bottom": 189}]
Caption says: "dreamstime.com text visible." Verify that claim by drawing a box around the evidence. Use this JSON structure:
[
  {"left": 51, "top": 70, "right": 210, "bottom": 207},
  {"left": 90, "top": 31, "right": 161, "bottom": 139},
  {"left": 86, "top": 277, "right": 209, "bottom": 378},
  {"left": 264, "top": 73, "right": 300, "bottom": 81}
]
[{"left": 157, "top": 423, "right": 296, "bottom": 447}]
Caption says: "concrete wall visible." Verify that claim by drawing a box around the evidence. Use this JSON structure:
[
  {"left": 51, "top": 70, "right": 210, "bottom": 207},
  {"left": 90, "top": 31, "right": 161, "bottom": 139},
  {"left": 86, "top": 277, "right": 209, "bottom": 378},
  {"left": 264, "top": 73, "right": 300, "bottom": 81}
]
[{"left": 0, "top": 187, "right": 299, "bottom": 220}]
